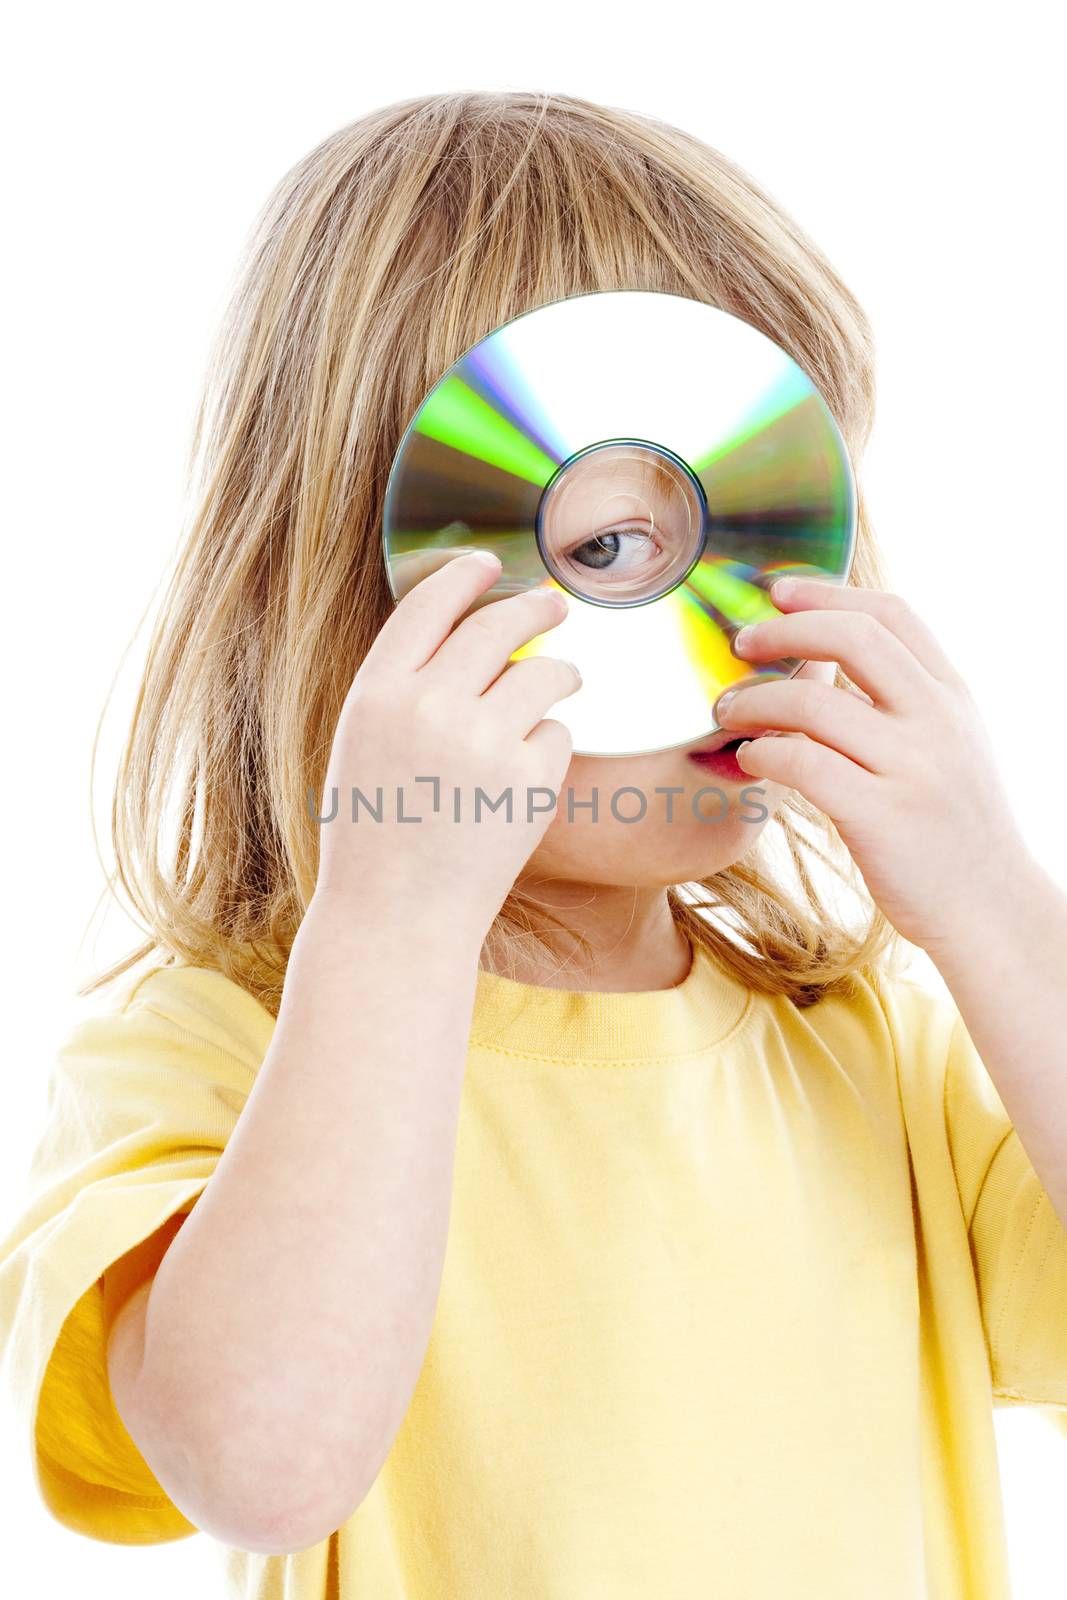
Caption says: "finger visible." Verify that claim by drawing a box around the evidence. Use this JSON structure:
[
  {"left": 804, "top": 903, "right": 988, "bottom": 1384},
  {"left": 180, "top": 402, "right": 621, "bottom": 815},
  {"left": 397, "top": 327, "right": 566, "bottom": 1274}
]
[
  {"left": 523, "top": 716, "right": 574, "bottom": 771},
  {"left": 734, "top": 730, "right": 872, "bottom": 819},
  {"left": 366, "top": 550, "right": 504, "bottom": 675},
  {"left": 714, "top": 677, "right": 896, "bottom": 775},
  {"left": 769, "top": 577, "right": 964, "bottom": 686},
  {"left": 427, "top": 583, "right": 570, "bottom": 693},
  {"left": 733, "top": 608, "right": 927, "bottom": 711},
  {"left": 390, "top": 544, "right": 533, "bottom": 608},
  {"left": 388, "top": 545, "right": 482, "bottom": 595},
  {"left": 794, "top": 658, "right": 875, "bottom": 708},
  {"left": 482, "top": 656, "right": 583, "bottom": 736}
]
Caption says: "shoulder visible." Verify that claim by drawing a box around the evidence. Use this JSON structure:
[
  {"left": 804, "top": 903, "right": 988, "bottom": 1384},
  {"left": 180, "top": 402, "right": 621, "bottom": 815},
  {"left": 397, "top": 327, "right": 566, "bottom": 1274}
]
[
  {"left": 63, "top": 960, "right": 276, "bottom": 1082},
  {"left": 834, "top": 964, "right": 969, "bottom": 1120},
  {"left": 859, "top": 964, "right": 959, "bottom": 1037},
  {"left": 769, "top": 963, "right": 963, "bottom": 1101},
  {"left": 774, "top": 960, "right": 957, "bottom": 1048}
]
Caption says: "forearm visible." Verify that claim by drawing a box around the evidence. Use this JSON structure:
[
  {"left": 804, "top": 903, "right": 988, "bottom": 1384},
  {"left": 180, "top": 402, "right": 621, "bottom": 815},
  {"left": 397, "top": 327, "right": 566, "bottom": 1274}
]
[
  {"left": 926, "top": 849, "right": 1067, "bottom": 1232},
  {"left": 127, "top": 889, "right": 482, "bottom": 1548}
]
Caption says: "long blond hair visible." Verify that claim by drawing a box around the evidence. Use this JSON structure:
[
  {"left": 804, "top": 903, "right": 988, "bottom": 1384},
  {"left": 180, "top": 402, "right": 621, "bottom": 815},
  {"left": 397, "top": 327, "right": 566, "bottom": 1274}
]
[{"left": 84, "top": 89, "right": 904, "bottom": 1016}]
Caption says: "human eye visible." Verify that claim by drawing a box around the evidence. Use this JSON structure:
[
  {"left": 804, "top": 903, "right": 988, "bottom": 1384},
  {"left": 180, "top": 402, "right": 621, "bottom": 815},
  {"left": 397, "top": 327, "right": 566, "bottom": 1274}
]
[{"left": 567, "top": 526, "right": 660, "bottom": 576}]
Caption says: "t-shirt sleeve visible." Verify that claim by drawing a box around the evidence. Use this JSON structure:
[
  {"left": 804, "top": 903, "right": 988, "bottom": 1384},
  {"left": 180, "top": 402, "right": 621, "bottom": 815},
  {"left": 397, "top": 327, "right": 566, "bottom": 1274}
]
[
  {"left": 943, "top": 1008, "right": 1067, "bottom": 1407},
  {"left": 0, "top": 963, "right": 272, "bottom": 1543}
]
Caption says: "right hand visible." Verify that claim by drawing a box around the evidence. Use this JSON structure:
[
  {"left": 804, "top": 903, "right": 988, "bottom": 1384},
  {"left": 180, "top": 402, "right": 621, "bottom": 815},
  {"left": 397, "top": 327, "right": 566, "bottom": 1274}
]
[{"left": 313, "top": 550, "right": 581, "bottom": 937}]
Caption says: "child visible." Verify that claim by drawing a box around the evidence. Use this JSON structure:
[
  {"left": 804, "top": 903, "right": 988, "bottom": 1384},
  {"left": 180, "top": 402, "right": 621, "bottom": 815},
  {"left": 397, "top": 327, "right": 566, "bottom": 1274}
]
[{"left": 3, "top": 89, "right": 1067, "bottom": 1600}]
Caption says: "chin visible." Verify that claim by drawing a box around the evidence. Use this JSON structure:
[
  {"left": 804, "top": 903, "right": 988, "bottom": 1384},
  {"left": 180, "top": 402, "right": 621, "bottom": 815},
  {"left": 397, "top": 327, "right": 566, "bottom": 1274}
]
[{"left": 541, "top": 814, "right": 769, "bottom": 887}]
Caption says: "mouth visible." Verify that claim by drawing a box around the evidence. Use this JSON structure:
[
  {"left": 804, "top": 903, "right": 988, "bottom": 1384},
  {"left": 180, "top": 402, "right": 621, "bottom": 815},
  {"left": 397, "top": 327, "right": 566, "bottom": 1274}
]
[
  {"left": 684, "top": 724, "right": 774, "bottom": 780},
  {"left": 688, "top": 726, "right": 771, "bottom": 758}
]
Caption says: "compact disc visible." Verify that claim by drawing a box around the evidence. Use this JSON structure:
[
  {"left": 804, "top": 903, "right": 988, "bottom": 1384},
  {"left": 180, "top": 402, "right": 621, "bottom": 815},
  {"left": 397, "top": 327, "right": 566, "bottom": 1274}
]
[{"left": 381, "top": 289, "right": 856, "bottom": 757}]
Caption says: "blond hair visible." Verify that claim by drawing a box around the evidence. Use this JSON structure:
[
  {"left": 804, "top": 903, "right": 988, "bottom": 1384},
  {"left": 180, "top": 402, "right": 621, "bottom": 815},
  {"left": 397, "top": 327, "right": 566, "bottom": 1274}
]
[{"left": 85, "top": 89, "right": 905, "bottom": 1016}]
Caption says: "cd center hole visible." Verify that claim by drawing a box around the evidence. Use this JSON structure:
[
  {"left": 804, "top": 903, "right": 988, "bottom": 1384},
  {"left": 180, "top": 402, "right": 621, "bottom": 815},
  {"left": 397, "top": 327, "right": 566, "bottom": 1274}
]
[{"left": 536, "top": 441, "right": 704, "bottom": 606}]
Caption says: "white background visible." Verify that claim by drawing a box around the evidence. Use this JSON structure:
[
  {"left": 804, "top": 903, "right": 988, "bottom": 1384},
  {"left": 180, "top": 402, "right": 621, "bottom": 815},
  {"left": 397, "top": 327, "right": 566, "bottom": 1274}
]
[{"left": 2, "top": 1, "right": 1065, "bottom": 1593}]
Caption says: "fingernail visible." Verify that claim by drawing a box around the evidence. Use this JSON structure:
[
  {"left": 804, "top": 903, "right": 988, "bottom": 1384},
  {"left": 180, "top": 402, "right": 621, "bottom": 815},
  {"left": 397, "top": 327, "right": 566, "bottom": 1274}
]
[
  {"left": 716, "top": 690, "right": 738, "bottom": 716},
  {"left": 471, "top": 550, "right": 501, "bottom": 568},
  {"left": 733, "top": 625, "right": 755, "bottom": 653},
  {"left": 770, "top": 577, "right": 795, "bottom": 601}
]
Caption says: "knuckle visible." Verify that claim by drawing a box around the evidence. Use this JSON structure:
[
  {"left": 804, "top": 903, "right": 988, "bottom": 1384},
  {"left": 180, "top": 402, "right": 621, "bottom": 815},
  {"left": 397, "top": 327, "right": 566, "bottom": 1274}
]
[
  {"left": 412, "top": 683, "right": 453, "bottom": 728},
  {"left": 799, "top": 680, "right": 834, "bottom": 723},
  {"left": 792, "top": 737, "right": 818, "bottom": 787},
  {"left": 537, "top": 716, "right": 574, "bottom": 765},
  {"left": 530, "top": 657, "right": 581, "bottom": 695},
  {"left": 858, "top": 611, "right": 885, "bottom": 645},
  {"left": 956, "top": 675, "right": 978, "bottom": 708},
  {"left": 881, "top": 591, "right": 915, "bottom": 626},
  {"left": 346, "top": 671, "right": 394, "bottom": 720},
  {"left": 467, "top": 717, "right": 503, "bottom": 765},
  {"left": 396, "top": 583, "right": 437, "bottom": 622},
  {"left": 464, "top": 608, "right": 499, "bottom": 644}
]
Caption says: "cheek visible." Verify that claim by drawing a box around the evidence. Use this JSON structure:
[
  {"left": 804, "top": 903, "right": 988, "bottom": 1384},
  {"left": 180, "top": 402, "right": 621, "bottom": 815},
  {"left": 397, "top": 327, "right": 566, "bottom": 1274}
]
[
  {"left": 554, "top": 752, "right": 668, "bottom": 809},
  {"left": 525, "top": 752, "right": 786, "bottom": 884}
]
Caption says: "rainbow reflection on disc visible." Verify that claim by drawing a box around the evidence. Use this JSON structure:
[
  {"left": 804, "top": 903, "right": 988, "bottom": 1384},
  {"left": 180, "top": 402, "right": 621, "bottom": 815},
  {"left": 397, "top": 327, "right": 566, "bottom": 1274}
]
[{"left": 382, "top": 289, "right": 856, "bottom": 757}]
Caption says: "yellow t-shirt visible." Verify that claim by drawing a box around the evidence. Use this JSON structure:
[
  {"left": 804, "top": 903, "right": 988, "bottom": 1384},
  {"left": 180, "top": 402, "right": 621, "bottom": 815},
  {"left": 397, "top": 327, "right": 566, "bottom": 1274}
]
[{"left": 3, "top": 940, "right": 1067, "bottom": 1598}]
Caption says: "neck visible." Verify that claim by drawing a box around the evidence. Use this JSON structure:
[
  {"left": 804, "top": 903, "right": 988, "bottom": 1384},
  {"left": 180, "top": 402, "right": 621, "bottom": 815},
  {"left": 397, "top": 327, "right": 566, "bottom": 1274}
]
[{"left": 480, "top": 880, "right": 693, "bottom": 992}]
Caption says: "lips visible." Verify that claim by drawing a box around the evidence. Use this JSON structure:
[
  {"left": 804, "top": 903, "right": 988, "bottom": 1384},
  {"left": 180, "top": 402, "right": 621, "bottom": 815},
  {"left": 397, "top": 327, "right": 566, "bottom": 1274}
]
[{"left": 690, "top": 726, "right": 772, "bottom": 757}]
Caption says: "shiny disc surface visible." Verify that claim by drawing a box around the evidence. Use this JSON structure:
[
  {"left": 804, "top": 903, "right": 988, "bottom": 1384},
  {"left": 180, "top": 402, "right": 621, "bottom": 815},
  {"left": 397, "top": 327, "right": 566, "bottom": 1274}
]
[{"left": 382, "top": 289, "right": 856, "bottom": 756}]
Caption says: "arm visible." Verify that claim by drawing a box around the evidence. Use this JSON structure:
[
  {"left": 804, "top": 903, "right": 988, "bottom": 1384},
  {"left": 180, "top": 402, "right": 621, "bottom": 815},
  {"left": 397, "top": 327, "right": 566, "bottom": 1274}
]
[
  {"left": 920, "top": 855, "right": 1067, "bottom": 1235},
  {"left": 716, "top": 576, "right": 1067, "bottom": 1226},
  {"left": 104, "top": 1210, "right": 187, "bottom": 1457},
  {"left": 108, "top": 899, "right": 483, "bottom": 1556},
  {"left": 107, "top": 551, "right": 577, "bottom": 1556}
]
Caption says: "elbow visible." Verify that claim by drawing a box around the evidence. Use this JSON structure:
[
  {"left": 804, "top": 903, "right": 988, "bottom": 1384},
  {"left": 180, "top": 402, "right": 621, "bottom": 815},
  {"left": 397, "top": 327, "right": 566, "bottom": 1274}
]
[
  {"left": 196, "top": 1449, "right": 382, "bottom": 1556},
  {"left": 122, "top": 1371, "right": 381, "bottom": 1555},
  {"left": 179, "top": 1374, "right": 410, "bottom": 1553},
  {"left": 217, "top": 1495, "right": 363, "bottom": 1558}
]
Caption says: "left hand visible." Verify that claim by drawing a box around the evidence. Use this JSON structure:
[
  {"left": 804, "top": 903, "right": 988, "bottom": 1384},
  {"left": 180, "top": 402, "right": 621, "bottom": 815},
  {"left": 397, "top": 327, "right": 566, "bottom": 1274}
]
[{"left": 713, "top": 576, "right": 1037, "bottom": 955}]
